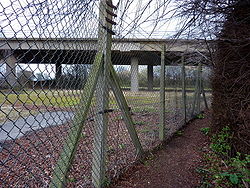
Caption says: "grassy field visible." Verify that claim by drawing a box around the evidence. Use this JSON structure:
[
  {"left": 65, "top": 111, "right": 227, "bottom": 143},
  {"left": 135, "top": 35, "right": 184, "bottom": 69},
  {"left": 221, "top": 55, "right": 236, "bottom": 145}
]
[
  {"left": 0, "top": 89, "right": 81, "bottom": 107},
  {"left": 0, "top": 89, "right": 211, "bottom": 123},
  {"left": 121, "top": 86, "right": 212, "bottom": 92},
  {"left": 0, "top": 89, "right": 182, "bottom": 108},
  {"left": 0, "top": 89, "right": 82, "bottom": 122}
]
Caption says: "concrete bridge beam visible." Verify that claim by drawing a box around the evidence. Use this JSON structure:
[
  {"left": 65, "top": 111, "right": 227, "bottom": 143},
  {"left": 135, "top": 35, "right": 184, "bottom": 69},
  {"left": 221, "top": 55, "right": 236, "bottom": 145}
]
[
  {"left": 147, "top": 65, "right": 154, "bottom": 91},
  {"left": 131, "top": 57, "right": 139, "bottom": 92}
]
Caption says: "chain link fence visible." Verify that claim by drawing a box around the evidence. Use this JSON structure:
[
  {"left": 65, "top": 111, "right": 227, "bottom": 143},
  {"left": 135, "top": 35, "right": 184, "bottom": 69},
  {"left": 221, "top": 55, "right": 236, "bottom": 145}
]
[{"left": 0, "top": 0, "right": 211, "bottom": 187}]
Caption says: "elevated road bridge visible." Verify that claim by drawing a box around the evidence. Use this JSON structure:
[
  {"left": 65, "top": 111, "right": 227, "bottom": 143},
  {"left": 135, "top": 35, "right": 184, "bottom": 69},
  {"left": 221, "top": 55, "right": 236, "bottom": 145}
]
[{"left": 0, "top": 38, "right": 212, "bottom": 91}]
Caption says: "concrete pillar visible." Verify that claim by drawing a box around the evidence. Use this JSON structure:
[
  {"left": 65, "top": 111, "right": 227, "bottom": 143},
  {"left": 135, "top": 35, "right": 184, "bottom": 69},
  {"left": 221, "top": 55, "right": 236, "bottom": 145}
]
[
  {"left": 131, "top": 57, "right": 139, "bottom": 92},
  {"left": 55, "top": 61, "right": 62, "bottom": 80},
  {"left": 147, "top": 65, "right": 153, "bottom": 91},
  {"left": 55, "top": 61, "right": 62, "bottom": 88},
  {"left": 2, "top": 50, "right": 17, "bottom": 88}
]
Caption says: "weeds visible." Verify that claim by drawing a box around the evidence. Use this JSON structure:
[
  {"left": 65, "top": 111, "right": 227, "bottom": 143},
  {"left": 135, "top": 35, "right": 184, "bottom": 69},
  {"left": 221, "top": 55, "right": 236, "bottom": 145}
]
[
  {"left": 142, "top": 152, "right": 155, "bottom": 166},
  {"left": 118, "top": 143, "right": 126, "bottom": 149},
  {"left": 198, "top": 126, "right": 250, "bottom": 187},
  {"left": 175, "top": 130, "right": 183, "bottom": 136},
  {"left": 210, "top": 126, "right": 232, "bottom": 157},
  {"left": 196, "top": 114, "right": 205, "bottom": 119},
  {"left": 200, "top": 127, "right": 210, "bottom": 135}
]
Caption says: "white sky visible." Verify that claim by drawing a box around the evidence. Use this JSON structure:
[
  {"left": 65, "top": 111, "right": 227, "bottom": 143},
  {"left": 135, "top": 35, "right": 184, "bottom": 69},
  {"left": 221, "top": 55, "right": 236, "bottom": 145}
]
[
  {"left": 113, "top": 0, "right": 179, "bottom": 38},
  {"left": 0, "top": 0, "right": 180, "bottom": 39}
]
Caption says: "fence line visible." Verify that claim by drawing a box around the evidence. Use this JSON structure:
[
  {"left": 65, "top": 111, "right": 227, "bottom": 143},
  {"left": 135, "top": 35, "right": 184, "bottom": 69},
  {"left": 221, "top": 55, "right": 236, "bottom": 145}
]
[{"left": 0, "top": 0, "right": 211, "bottom": 187}]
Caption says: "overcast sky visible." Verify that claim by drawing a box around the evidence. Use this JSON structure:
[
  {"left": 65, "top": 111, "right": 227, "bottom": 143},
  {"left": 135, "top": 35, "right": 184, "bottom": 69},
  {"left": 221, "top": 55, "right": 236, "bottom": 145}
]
[
  {"left": 0, "top": 0, "right": 190, "bottom": 79},
  {"left": 0, "top": 0, "right": 180, "bottom": 39}
]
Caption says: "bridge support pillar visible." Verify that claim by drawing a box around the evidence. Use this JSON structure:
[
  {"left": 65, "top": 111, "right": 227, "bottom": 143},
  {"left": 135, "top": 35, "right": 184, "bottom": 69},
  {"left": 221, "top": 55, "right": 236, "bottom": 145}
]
[
  {"left": 55, "top": 61, "right": 62, "bottom": 88},
  {"left": 131, "top": 57, "right": 139, "bottom": 92},
  {"left": 147, "top": 65, "right": 153, "bottom": 91},
  {"left": 1, "top": 50, "right": 17, "bottom": 88}
]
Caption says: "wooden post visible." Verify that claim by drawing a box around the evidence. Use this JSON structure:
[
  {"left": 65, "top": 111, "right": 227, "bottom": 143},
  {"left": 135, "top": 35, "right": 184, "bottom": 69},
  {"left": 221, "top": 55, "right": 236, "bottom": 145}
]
[
  {"left": 191, "top": 64, "right": 199, "bottom": 117},
  {"left": 181, "top": 55, "right": 187, "bottom": 124},
  {"left": 50, "top": 1, "right": 117, "bottom": 187},
  {"left": 159, "top": 44, "right": 166, "bottom": 141},
  {"left": 91, "top": 0, "right": 113, "bottom": 187},
  {"left": 174, "top": 75, "right": 178, "bottom": 116},
  {"left": 50, "top": 52, "right": 103, "bottom": 188},
  {"left": 109, "top": 66, "right": 143, "bottom": 156},
  {"left": 201, "top": 81, "right": 209, "bottom": 109},
  {"left": 201, "top": 80, "right": 208, "bottom": 109}
]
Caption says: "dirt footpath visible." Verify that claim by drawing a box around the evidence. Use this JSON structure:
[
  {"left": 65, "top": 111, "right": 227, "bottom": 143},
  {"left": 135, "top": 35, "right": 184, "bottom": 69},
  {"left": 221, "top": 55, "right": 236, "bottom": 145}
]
[{"left": 110, "top": 111, "right": 211, "bottom": 188}]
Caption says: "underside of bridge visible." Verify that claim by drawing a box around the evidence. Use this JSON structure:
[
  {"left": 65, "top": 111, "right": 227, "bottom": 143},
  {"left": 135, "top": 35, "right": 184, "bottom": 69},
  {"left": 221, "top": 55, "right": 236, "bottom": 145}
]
[
  {"left": 1, "top": 48, "right": 207, "bottom": 91},
  {"left": 12, "top": 49, "right": 182, "bottom": 65}
]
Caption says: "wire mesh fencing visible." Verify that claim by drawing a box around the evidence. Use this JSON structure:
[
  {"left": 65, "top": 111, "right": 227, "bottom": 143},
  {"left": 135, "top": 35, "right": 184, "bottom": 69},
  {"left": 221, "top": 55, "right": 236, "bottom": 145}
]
[{"left": 0, "top": 0, "right": 212, "bottom": 187}]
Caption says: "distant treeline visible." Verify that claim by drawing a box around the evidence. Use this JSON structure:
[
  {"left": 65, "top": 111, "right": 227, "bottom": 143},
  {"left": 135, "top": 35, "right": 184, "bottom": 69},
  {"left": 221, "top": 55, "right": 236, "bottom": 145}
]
[{"left": 117, "top": 66, "right": 211, "bottom": 89}]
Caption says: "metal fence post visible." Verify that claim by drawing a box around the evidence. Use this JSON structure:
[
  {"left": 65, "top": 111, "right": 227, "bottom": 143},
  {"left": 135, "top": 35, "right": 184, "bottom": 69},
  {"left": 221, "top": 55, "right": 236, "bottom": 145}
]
[
  {"left": 159, "top": 44, "right": 166, "bottom": 141},
  {"left": 181, "top": 55, "right": 187, "bottom": 124},
  {"left": 197, "top": 63, "right": 202, "bottom": 113},
  {"left": 91, "top": 0, "right": 113, "bottom": 187},
  {"left": 201, "top": 81, "right": 209, "bottom": 109}
]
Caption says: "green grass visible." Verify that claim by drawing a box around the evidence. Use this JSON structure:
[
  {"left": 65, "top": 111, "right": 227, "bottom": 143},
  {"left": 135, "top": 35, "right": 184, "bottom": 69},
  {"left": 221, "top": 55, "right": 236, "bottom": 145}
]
[
  {"left": 121, "top": 86, "right": 212, "bottom": 92},
  {"left": 0, "top": 89, "right": 82, "bottom": 122},
  {"left": 0, "top": 88, "right": 211, "bottom": 123},
  {"left": 200, "top": 127, "right": 211, "bottom": 135},
  {"left": 0, "top": 106, "right": 42, "bottom": 122},
  {"left": 133, "top": 106, "right": 158, "bottom": 113},
  {"left": 0, "top": 89, "right": 210, "bottom": 110},
  {"left": 0, "top": 88, "right": 211, "bottom": 107},
  {"left": 0, "top": 90, "right": 81, "bottom": 107}
]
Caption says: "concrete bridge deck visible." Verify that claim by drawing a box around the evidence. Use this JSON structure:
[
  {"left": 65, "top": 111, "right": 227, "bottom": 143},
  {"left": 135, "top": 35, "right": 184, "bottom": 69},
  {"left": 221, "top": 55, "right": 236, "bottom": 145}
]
[
  {"left": 0, "top": 38, "right": 210, "bottom": 52},
  {"left": 0, "top": 38, "right": 212, "bottom": 91}
]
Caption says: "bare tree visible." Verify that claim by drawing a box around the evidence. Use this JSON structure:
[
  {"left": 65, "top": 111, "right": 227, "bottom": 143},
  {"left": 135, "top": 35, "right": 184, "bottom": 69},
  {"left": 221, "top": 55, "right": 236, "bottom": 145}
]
[{"left": 175, "top": 0, "right": 250, "bottom": 155}]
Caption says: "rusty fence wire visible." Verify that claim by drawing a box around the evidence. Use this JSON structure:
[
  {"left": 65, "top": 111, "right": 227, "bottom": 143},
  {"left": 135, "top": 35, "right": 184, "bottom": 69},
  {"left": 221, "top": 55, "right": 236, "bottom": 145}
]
[{"left": 0, "top": 0, "right": 211, "bottom": 187}]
